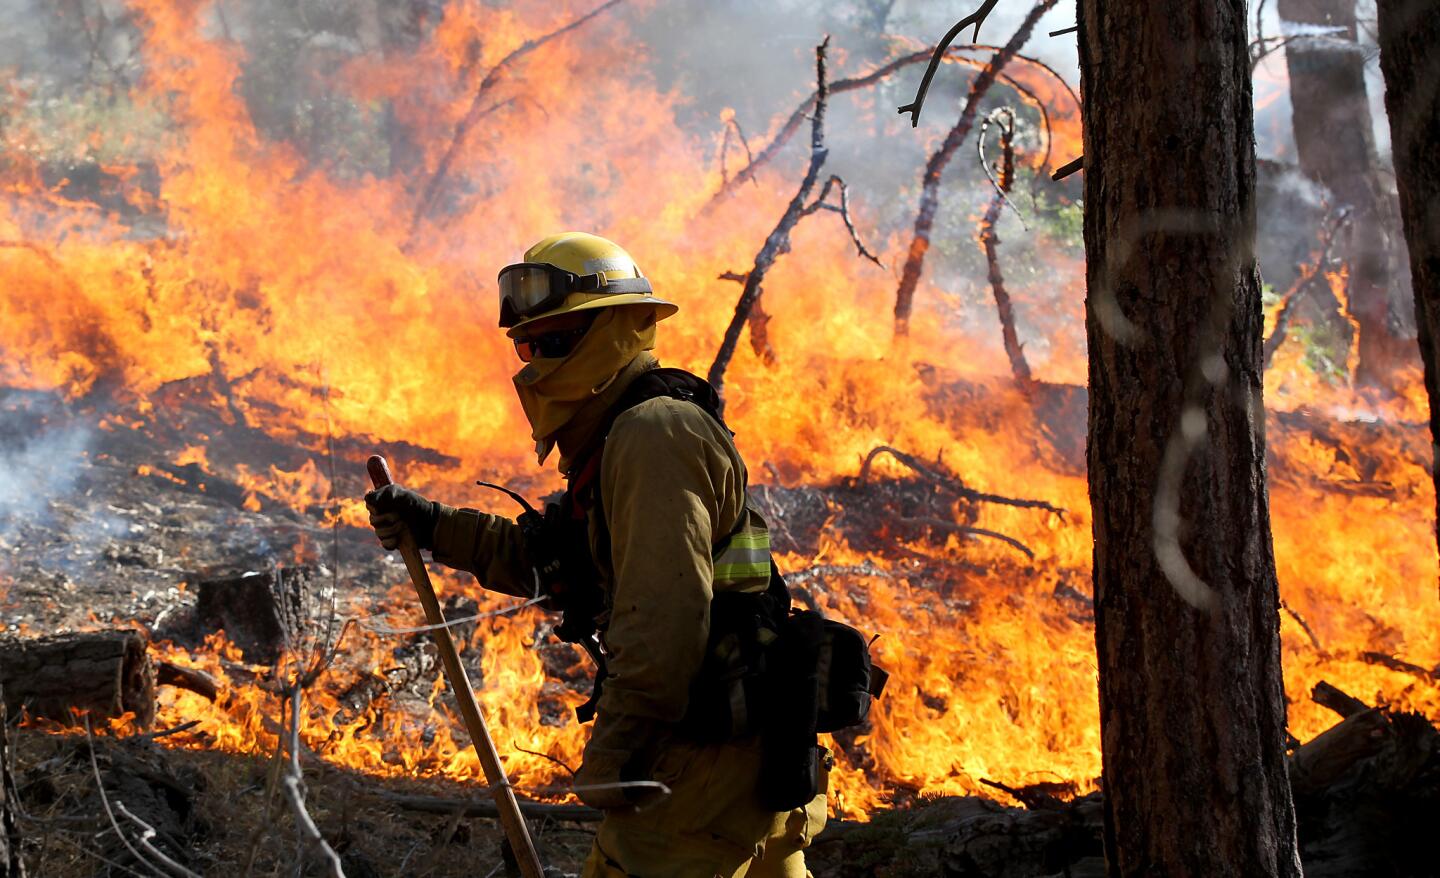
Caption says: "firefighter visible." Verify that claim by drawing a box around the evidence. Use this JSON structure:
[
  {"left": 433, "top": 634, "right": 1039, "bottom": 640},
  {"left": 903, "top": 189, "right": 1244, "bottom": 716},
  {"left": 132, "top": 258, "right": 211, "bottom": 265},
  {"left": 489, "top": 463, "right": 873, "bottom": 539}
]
[{"left": 365, "top": 232, "right": 829, "bottom": 877}]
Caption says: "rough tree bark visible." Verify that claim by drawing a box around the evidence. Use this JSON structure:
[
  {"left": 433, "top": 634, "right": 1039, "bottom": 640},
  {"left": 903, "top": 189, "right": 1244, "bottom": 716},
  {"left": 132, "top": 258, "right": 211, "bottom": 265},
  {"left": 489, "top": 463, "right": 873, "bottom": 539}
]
[
  {"left": 1078, "top": 0, "right": 1301, "bottom": 875},
  {"left": 0, "top": 684, "right": 24, "bottom": 878},
  {"left": 1278, "top": 0, "right": 1401, "bottom": 386},
  {"left": 1375, "top": 0, "right": 1440, "bottom": 574}
]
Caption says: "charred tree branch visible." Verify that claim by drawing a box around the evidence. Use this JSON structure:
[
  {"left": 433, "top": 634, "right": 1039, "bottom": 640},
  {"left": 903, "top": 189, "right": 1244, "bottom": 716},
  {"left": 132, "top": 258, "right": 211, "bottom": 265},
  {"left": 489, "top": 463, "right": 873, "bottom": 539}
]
[
  {"left": 406, "top": 0, "right": 625, "bottom": 243},
  {"left": 709, "top": 45, "right": 1076, "bottom": 207},
  {"left": 897, "top": 0, "right": 1001, "bottom": 126},
  {"left": 708, "top": 38, "right": 833, "bottom": 401},
  {"left": 859, "top": 446, "right": 1065, "bottom": 515},
  {"left": 1051, "top": 155, "right": 1083, "bottom": 181},
  {"left": 892, "top": 0, "right": 1059, "bottom": 340},
  {"left": 802, "top": 175, "right": 885, "bottom": 268},
  {"left": 1311, "top": 680, "right": 1370, "bottom": 719},
  {"left": 977, "top": 109, "right": 1034, "bottom": 389},
  {"left": 719, "top": 114, "right": 757, "bottom": 189},
  {"left": 902, "top": 516, "right": 1036, "bottom": 559}
]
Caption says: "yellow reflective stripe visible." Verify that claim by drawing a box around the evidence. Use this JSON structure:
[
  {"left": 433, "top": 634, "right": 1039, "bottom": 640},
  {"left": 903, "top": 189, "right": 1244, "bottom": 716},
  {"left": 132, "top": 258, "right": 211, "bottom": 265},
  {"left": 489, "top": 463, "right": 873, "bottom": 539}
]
[
  {"left": 714, "top": 561, "right": 772, "bottom": 581},
  {"left": 713, "top": 506, "right": 771, "bottom": 585},
  {"left": 725, "top": 532, "right": 771, "bottom": 549}
]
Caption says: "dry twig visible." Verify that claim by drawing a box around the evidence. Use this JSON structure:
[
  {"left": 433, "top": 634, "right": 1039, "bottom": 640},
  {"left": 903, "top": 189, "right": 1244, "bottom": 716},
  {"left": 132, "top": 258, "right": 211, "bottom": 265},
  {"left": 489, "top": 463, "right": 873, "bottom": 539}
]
[
  {"left": 280, "top": 686, "right": 347, "bottom": 878},
  {"left": 114, "top": 804, "right": 200, "bottom": 878},
  {"left": 84, "top": 718, "right": 194, "bottom": 878}
]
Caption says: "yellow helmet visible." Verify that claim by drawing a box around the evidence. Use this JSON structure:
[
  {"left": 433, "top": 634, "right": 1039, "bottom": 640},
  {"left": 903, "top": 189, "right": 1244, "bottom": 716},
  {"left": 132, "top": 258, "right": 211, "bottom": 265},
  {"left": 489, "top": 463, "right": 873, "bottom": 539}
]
[{"left": 497, "top": 232, "right": 678, "bottom": 337}]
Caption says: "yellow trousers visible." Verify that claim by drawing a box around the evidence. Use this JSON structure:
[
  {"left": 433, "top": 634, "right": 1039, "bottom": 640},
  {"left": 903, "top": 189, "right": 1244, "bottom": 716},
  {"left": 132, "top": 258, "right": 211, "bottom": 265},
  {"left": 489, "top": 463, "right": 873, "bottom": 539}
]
[{"left": 580, "top": 738, "right": 828, "bottom": 878}]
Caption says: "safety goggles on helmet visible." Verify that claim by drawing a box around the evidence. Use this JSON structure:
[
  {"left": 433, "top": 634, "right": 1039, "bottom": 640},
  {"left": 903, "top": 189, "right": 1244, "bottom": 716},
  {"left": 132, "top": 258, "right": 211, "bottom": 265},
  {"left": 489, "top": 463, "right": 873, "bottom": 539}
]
[
  {"left": 512, "top": 324, "right": 593, "bottom": 363},
  {"left": 497, "top": 262, "right": 653, "bottom": 329}
]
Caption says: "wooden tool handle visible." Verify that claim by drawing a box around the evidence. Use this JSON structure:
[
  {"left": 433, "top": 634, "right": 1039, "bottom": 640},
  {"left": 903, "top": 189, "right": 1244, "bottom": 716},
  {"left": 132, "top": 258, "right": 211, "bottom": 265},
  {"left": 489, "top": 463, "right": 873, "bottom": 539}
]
[
  {"left": 367, "top": 455, "right": 545, "bottom": 878},
  {"left": 366, "top": 455, "right": 394, "bottom": 488}
]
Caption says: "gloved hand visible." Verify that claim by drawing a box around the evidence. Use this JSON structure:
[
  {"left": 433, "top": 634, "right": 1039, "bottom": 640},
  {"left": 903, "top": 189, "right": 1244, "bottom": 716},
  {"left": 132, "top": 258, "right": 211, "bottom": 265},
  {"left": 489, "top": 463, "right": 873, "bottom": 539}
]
[{"left": 364, "top": 484, "right": 441, "bottom": 552}]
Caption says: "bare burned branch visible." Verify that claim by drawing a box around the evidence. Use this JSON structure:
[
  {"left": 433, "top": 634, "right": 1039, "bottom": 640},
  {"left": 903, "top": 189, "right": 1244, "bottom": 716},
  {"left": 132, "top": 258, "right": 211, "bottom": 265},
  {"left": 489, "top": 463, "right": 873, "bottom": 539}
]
[
  {"left": 859, "top": 446, "right": 1065, "bottom": 515},
  {"left": 1051, "top": 155, "right": 1083, "bottom": 181},
  {"left": 902, "top": 516, "right": 1036, "bottom": 560},
  {"left": 897, "top": 0, "right": 1001, "bottom": 126},
  {"left": 803, "top": 175, "right": 885, "bottom": 268},
  {"left": 708, "top": 44, "right": 1076, "bottom": 208},
  {"left": 405, "top": 0, "right": 626, "bottom": 244},
  {"left": 719, "top": 114, "right": 757, "bottom": 188},
  {"left": 977, "top": 108, "right": 1034, "bottom": 389},
  {"left": 708, "top": 37, "right": 833, "bottom": 400},
  {"left": 892, "top": 0, "right": 1059, "bottom": 340}
]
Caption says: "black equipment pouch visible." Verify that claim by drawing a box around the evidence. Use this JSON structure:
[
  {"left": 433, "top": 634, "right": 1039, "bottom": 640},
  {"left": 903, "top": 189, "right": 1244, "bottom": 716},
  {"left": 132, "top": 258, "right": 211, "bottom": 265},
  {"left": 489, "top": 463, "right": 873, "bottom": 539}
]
[
  {"left": 816, "top": 618, "right": 889, "bottom": 733},
  {"left": 755, "top": 574, "right": 889, "bottom": 811},
  {"left": 678, "top": 561, "right": 789, "bottom": 742}
]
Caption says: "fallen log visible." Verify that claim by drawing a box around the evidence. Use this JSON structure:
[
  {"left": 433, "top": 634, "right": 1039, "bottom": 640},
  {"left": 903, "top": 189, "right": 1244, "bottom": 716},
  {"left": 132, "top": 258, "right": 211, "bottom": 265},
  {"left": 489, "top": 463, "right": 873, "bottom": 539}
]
[
  {"left": 1289, "top": 708, "right": 1391, "bottom": 797},
  {"left": 0, "top": 631, "right": 155, "bottom": 728},
  {"left": 1311, "top": 680, "right": 1369, "bottom": 720},
  {"left": 155, "top": 660, "right": 221, "bottom": 702},
  {"left": 382, "top": 792, "right": 602, "bottom": 824}
]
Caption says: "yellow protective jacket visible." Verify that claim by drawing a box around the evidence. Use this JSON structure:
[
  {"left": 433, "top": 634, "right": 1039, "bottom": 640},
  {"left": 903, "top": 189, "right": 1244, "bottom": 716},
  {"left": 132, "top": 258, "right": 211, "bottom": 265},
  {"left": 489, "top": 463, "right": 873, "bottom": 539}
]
[{"left": 430, "top": 353, "right": 772, "bottom": 804}]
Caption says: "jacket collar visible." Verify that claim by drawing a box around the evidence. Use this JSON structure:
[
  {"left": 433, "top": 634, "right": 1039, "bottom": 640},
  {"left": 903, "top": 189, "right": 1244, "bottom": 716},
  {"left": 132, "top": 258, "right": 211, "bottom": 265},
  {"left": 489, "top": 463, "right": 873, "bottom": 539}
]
[{"left": 552, "top": 352, "right": 660, "bottom": 474}]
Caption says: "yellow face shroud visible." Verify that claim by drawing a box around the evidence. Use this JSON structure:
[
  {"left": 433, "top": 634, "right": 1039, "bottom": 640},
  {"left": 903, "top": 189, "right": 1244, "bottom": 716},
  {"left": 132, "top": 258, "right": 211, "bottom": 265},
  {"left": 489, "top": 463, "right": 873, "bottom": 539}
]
[{"left": 511, "top": 304, "right": 659, "bottom": 458}]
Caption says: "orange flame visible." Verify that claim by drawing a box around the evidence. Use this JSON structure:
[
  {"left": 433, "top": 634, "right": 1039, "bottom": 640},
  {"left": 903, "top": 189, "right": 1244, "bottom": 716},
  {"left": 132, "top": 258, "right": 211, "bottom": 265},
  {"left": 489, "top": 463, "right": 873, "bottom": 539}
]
[{"left": 0, "top": 1, "right": 1434, "bottom": 820}]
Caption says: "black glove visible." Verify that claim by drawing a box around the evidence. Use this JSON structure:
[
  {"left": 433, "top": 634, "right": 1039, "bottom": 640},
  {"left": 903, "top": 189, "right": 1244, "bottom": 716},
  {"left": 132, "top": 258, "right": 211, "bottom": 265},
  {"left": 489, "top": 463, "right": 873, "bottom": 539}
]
[{"left": 364, "top": 484, "right": 440, "bottom": 552}]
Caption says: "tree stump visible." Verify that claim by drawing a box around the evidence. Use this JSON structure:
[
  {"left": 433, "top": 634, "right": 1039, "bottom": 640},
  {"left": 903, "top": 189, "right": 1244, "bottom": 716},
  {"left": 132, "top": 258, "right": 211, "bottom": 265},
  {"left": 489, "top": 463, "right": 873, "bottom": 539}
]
[
  {"left": 194, "top": 565, "right": 326, "bottom": 663},
  {"left": 0, "top": 631, "right": 154, "bottom": 728}
]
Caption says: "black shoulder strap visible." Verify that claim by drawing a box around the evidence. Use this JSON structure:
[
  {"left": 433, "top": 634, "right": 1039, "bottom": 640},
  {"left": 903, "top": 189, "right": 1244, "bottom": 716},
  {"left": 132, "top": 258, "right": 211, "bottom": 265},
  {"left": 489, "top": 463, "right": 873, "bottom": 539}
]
[
  {"left": 566, "top": 367, "right": 729, "bottom": 494},
  {"left": 610, "top": 367, "right": 728, "bottom": 434}
]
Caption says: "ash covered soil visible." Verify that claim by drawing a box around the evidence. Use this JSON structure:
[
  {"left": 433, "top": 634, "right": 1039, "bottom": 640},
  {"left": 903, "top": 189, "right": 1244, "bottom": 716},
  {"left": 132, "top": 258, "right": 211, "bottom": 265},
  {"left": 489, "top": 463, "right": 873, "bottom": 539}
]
[
  {"left": 0, "top": 378, "right": 1110, "bottom": 877},
  {"left": 3, "top": 380, "right": 1439, "bottom": 877}
]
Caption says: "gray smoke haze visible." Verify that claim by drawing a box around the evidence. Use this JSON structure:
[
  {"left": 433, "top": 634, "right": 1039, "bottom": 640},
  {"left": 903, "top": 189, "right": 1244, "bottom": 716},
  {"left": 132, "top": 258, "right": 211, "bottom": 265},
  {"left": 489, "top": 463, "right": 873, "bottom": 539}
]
[{"left": 0, "top": 394, "right": 94, "bottom": 538}]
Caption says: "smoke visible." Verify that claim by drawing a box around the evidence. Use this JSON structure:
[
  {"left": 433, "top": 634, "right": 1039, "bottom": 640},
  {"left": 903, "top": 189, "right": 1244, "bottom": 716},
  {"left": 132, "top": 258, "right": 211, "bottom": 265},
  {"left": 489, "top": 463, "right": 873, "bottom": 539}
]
[{"left": 0, "top": 392, "right": 95, "bottom": 541}]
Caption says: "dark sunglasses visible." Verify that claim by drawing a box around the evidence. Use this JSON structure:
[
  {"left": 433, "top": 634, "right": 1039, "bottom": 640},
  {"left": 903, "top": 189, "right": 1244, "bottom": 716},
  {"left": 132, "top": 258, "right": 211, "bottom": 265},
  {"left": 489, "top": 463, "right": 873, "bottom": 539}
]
[{"left": 512, "top": 324, "right": 592, "bottom": 363}]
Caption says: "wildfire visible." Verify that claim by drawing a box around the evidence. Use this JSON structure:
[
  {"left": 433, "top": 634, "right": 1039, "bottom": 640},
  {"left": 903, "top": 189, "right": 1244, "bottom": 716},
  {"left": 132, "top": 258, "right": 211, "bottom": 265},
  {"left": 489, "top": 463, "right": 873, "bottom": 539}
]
[{"left": 1, "top": 0, "right": 1434, "bottom": 823}]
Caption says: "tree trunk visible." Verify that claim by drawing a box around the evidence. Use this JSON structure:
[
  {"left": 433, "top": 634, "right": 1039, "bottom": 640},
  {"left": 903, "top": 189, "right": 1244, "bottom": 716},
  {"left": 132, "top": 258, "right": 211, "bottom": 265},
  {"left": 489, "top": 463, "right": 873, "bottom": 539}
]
[
  {"left": 0, "top": 631, "right": 155, "bottom": 729},
  {"left": 1374, "top": 0, "right": 1440, "bottom": 575},
  {"left": 1077, "top": 0, "right": 1301, "bottom": 875},
  {"left": 1278, "top": 0, "right": 1402, "bottom": 386},
  {"left": 0, "top": 684, "right": 24, "bottom": 878}
]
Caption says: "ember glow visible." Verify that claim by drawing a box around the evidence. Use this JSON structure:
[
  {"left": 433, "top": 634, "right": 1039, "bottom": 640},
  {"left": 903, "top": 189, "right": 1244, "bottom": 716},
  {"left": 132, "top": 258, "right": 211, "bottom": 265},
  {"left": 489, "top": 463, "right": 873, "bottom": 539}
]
[{"left": 1, "top": 1, "right": 1435, "bottom": 821}]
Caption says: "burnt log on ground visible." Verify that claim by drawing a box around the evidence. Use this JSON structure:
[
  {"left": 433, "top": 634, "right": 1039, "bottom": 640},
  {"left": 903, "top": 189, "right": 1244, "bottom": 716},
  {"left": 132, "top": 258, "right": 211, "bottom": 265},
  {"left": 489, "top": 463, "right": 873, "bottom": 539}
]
[
  {"left": 807, "top": 680, "right": 1440, "bottom": 878},
  {"left": 0, "top": 632, "right": 155, "bottom": 729}
]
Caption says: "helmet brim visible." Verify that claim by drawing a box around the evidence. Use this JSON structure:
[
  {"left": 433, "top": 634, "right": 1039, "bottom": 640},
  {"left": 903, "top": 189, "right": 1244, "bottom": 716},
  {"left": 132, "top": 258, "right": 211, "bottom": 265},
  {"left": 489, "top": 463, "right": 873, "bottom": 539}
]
[{"left": 505, "top": 294, "right": 678, "bottom": 337}]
